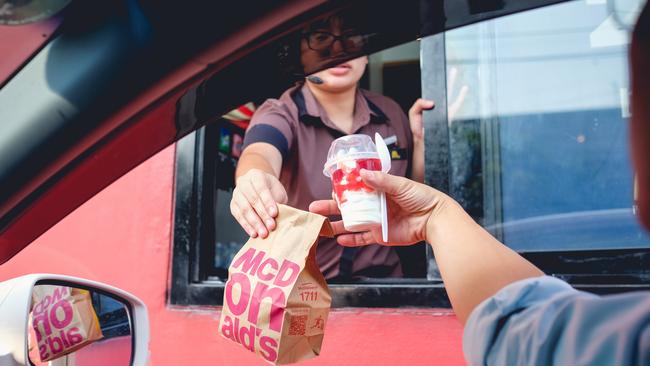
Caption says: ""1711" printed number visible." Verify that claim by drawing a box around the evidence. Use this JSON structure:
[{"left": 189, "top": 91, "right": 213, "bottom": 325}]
[{"left": 300, "top": 291, "right": 318, "bottom": 301}]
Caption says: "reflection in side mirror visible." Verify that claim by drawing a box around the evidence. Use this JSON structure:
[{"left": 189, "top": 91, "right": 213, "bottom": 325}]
[{"left": 28, "top": 284, "right": 132, "bottom": 366}]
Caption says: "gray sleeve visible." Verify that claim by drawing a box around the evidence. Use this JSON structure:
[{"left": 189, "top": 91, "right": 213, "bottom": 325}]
[{"left": 463, "top": 276, "right": 650, "bottom": 366}]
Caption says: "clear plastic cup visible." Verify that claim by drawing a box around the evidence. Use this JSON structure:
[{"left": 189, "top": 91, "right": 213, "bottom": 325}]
[{"left": 323, "top": 135, "right": 382, "bottom": 232}]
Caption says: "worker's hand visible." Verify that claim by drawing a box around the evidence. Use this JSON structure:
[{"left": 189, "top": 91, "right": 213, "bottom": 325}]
[
  {"left": 310, "top": 170, "right": 450, "bottom": 246},
  {"left": 408, "top": 98, "right": 435, "bottom": 141},
  {"left": 230, "top": 169, "right": 288, "bottom": 238}
]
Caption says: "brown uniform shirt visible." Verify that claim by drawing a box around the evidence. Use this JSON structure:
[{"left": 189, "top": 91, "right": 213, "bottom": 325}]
[{"left": 243, "top": 83, "right": 413, "bottom": 280}]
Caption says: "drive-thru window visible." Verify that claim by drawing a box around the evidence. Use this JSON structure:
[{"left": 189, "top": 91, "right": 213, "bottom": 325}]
[{"left": 170, "top": 0, "right": 650, "bottom": 307}]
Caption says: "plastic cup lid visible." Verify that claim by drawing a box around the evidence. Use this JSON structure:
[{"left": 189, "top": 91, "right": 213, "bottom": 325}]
[{"left": 323, "top": 134, "right": 379, "bottom": 177}]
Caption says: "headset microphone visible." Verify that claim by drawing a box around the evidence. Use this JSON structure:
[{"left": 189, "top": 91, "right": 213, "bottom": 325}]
[{"left": 306, "top": 75, "right": 324, "bottom": 84}]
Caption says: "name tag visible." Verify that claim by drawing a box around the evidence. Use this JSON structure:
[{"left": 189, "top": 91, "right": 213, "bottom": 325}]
[{"left": 384, "top": 135, "right": 398, "bottom": 145}]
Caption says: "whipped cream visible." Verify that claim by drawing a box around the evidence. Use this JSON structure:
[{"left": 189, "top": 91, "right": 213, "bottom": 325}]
[{"left": 339, "top": 190, "right": 381, "bottom": 232}]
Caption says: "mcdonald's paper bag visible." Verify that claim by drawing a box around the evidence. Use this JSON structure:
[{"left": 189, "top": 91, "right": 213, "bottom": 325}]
[
  {"left": 219, "top": 205, "right": 333, "bottom": 364},
  {"left": 30, "top": 285, "right": 103, "bottom": 362}
]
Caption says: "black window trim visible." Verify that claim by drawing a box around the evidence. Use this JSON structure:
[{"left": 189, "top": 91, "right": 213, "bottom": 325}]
[{"left": 170, "top": 5, "right": 650, "bottom": 308}]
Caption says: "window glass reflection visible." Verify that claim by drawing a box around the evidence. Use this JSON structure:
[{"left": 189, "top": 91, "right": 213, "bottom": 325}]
[{"left": 444, "top": 0, "right": 649, "bottom": 251}]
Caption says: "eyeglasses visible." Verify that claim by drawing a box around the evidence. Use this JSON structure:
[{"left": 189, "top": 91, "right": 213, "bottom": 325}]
[{"left": 303, "top": 31, "right": 366, "bottom": 52}]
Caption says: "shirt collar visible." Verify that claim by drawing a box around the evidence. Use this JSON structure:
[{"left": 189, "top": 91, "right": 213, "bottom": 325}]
[{"left": 291, "top": 83, "right": 388, "bottom": 132}]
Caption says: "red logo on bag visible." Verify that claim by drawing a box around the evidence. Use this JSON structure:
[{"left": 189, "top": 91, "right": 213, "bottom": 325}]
[{"left": 221, "top": 247, "right": 302, "bottom": 362}]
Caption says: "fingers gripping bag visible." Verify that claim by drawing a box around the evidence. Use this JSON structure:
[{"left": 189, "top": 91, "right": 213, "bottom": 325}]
[
  {"left": 30, "top": 285, "right": 104, "bottom": 362},
  {"left": 219, "top": 205, "right": 334, "bottom": 364}
]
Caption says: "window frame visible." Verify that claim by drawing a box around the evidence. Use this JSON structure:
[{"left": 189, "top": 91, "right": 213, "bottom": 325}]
[
  {"left": 169, "top": 1, "right": 650, "bottom": 308},
  {"left": 169, "top": 123, "right": 450, "bottom": 307}
]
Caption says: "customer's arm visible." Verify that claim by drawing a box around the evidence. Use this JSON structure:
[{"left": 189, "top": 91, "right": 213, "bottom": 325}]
[
  {"left": 310, "top": 171, "right": 542, "bottom": 324},
  {"left": 423, "top": 192, "right": 544, "bottom": 323},
  {"left": 311, "top": 172, "right": 650, "bottom": 365}
]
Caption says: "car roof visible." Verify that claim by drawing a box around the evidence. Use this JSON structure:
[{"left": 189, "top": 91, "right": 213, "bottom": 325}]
[{"left": 0, "top": 0, "right": 570, "bottom": 264}]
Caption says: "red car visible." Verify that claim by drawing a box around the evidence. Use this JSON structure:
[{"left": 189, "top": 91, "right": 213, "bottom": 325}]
[{"left": 1, "top": 0, "right": 648, "bottom": 365}]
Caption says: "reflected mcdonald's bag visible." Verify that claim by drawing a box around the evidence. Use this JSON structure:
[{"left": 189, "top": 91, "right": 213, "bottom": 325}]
[
  {"left": 30, "top": 285, "right": 104, "bottom": 362},
  {"left": 219, "top": 205, "right": 333, "bottom": 364}
]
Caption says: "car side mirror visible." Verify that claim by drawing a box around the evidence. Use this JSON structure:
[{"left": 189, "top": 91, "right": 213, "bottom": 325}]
[{"left": 0, "top": 274, "right": 149, "bottom": 366}]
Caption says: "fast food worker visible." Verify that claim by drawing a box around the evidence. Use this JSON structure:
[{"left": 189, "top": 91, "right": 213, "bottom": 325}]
[{"left": 229, "top": 13, "right": 434, "bottom": 280}]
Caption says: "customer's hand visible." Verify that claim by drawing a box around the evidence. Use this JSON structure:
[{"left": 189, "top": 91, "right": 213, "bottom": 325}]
[
  {"left": 309, "top": 170, "right": 450, "bottom": 246},
  {"left": 230, "top": 169, "right": 288, "bottom": 238}
]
